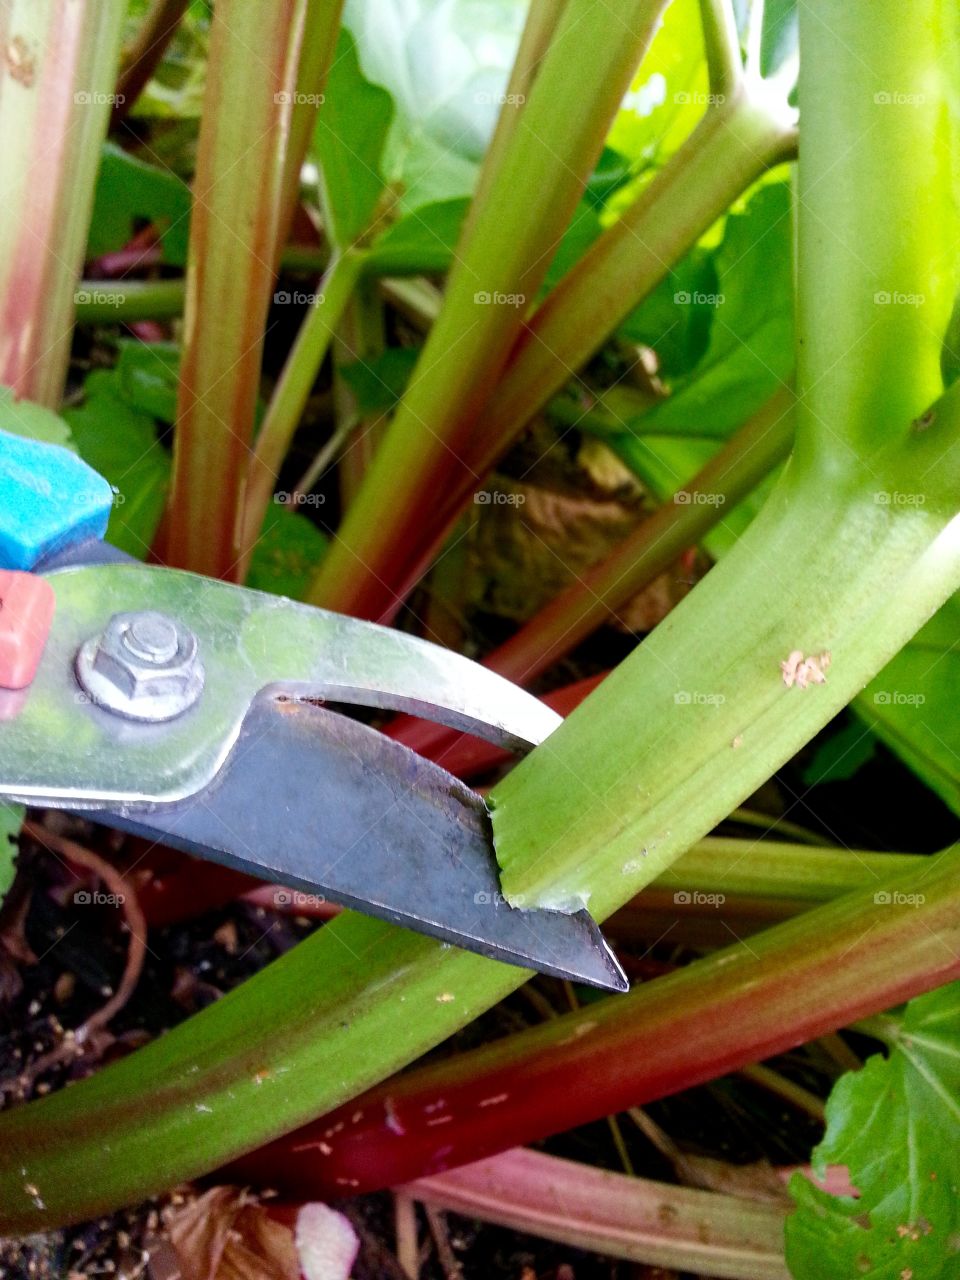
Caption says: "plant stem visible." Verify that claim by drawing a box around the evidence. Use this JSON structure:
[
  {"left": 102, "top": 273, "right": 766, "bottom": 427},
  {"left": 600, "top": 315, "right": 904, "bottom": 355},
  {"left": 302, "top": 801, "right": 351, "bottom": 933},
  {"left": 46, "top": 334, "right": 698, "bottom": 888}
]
[
  {"left": 275, "top": 0, "right": 345, "bottom": 267},
  {"left": 405, "top": 1149, "right": 790, "bottom": 1280},
  {"left": 306, "top": 0, "right": 670, "bottom": 618},
  {"left": 74, "top": 279, "right": 185, "bottom": 323},
  {"left": 237, "top": 249, "right": 365, "bottom": 569},
  {"left": 388, "top": 386, "right": 794, "bottom": 765},
  {"left": 0, "top": 0, "right": 126, "bottom": 405},
  {"left": 163, "top": 0, "right": 333, "bottom": 579},
  {"left": 490, "top": 0, "right": 960, "bottom": 907},
  {"left": 309, "top": 83, "right": 797, "bottom": 619},
  {"left": 112, "top": 0, "right": 189, "bottom": 125},
  {"left": 335, "top": 278, "right": 387, "bottom": 505},
  {"left": 227, "top": 848, "right": 960, "bottom": 1199}
]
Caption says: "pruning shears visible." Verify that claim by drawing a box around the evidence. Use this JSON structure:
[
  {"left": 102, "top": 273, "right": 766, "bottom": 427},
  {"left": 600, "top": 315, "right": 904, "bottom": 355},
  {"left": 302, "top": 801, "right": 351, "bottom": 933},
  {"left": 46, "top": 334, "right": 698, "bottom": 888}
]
[{"left": 0, "top": 429, "right": 626, "bottom": 991}]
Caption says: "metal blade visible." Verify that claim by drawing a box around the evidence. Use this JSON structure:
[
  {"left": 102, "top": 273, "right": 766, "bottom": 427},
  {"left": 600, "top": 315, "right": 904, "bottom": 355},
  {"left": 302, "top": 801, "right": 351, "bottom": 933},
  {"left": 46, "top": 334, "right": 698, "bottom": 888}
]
[{"left": 92, "top": 697, "right": 627, "bottom": 992}]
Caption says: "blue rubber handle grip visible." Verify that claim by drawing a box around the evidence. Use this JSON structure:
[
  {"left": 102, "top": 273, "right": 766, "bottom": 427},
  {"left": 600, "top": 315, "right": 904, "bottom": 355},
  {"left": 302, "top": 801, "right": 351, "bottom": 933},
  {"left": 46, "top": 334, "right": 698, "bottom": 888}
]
[{"left": 0, "top": 428, "right": 114, "bottom": 571}]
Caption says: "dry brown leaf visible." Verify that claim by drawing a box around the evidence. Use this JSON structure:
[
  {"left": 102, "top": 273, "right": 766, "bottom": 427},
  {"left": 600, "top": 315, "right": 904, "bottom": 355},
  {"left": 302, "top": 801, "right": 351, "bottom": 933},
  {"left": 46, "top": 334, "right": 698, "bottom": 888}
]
[
  {"left": 468, "top": 476, "right": 680, "bottom": 630},
  {"left": 168, "top": 1187, "right": 298, "bottom": 1280}
]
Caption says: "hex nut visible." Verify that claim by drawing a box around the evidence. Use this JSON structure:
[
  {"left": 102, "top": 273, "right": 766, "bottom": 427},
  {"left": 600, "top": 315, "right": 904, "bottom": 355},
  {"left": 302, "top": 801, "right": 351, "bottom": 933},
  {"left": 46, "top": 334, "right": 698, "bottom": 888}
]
[{"left": 76, "top": 610, "right": 204, "bottom": 722}]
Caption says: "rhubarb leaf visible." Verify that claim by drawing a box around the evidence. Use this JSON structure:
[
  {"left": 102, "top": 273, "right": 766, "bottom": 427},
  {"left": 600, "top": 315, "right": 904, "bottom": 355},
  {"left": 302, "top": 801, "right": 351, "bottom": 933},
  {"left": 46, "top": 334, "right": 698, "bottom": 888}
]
[
  {"left": 248, "top": 505, "right": 329, "bottom": 601},
  {"left": 314, "top": 29, "right": 394, "bottom": 250},
  {"left": 855, "top": 591, "right": 960, "bottom": 816},
  {"left": 786, "top": 981, "right": 960, "bottom": 1278},
  {"left": 0, "top": 805, "right": 22, "bottom": 907},
  {"left": 0, "top": 388, "right": 74, "bottom": 449},
  {"left": 63, "top": 372, "right": 170, "bottom": 558},
  {"left": 88, "top": 144, "right": 192, "bottom": 265}
]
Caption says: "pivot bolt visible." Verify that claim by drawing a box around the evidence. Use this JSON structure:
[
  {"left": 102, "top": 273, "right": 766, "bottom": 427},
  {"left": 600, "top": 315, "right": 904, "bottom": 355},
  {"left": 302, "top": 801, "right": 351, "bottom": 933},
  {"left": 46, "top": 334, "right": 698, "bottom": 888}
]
[{"left": 76, "top": 610, "right": 204, "bottom": 722}]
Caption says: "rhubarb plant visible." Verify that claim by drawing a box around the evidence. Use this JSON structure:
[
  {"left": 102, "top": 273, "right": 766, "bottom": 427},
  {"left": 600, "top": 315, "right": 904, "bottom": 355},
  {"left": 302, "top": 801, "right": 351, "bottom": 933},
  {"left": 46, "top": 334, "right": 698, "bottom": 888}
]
[{"left": 0, "top": 6, "right": 959, "bottom": 1278}]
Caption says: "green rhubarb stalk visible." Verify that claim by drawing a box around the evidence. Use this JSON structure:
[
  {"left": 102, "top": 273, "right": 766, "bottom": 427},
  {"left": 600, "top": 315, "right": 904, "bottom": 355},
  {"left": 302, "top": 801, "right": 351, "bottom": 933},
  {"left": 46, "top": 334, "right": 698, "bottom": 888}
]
[
  {"left": 274, "top": 0, "right": 346, "bottom": 267},
  {"left": 1, "top": 0, "right": 959, "bottom": 1236},
  {"left": 237, "top": 248, "right": 366, "bottom": 570},
  {"left": 310, "top": 68, "right": 798, "bottom": 617},
  {"left": 0, "top": 0, "right": 126, "bottom": 405},
  {"left": 307, "top": 0, "right": 670, "bottom": 618},
  {"left": 73, "top": 279, "right": 185, "bottom": 323},
  {"left": 482, "top": 387, "right": 794, "bottom": 685},
  {"left": 490, "top": 0, "right": 960, "bottom": 910},
  {"left": 113, "top": 0, "right": 190, "bottom": 124},
  {"left": 163, "top": 0, "right": 330, "bottom": 579}
]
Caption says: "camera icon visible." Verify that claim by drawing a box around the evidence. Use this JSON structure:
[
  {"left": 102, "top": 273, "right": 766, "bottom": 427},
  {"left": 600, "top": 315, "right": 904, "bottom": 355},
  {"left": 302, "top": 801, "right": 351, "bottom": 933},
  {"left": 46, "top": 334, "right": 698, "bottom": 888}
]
[
  {"left": 274, "top": 91, "right": 292, "bottom": 104},
  {"left": 273, "top": 290, "right": 291, "bottom": 305},
  {"left": 873, "top": 690, "right": 891, "bottom": 704},
  {"left": 873, "top": 91, "right": 892, "bottom": 105},
  {"left": 274, "top": 889, "right": 292, "bottom": 905},
  {"left": 674, "top": 490, "right": 692, "bottom": 504},
  {"left": 874, "top": 291, "right": 891, "bottom": 305},
  {"left": 73, "top": 890, "right": 91, "bottom": 904},
  {"left": 474, "top": 491, "right": 492, "bottom": 504},
  {"left": 74, "top": 91, "right": 92, "bottom": 105},
  {"left": 674, "top": 290, "right": 691, "bottom": 305},
  {"left": 474, "top": 291, "right": 491, "bottom": 305},
  {"left": 874, "top": 891, "right": 892, "bottom": 905},
  {"left": 674, "top": 690, "right": 692, "bottom": 704},
  {"left": 74, "top": 290, "right": 91, "bottom": 305},
  {"left": 474, "top": 891, "right": 492, "bottom": 904},
  {"left": 674, "top": 891, "right": 691, "bottom": 904}
]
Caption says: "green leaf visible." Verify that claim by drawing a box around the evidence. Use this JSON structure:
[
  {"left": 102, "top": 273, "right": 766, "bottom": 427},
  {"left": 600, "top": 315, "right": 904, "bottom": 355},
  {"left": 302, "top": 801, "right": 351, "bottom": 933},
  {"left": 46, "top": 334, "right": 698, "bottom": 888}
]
[
  {"left": 855, "top": 591, "right": 960, "bottom": 815},
  {"left": 629, "top": 181, "right": 794, "bottom": 438},
  {"left": 62, "top": 371, "right": 170, "bottom": 558},
  {"left": 247, "top": 504, "right": 329, "bottom": 601},
  {"left": 617, "top": 247, "right": 719, "bottom": 376},
  {"left": 339, "top": 347, "right": 421, "bottom": 416},
  {"left": 0, "top": 387, "right": 74, "bottom": 449},
  {"left": 343, "top": 0, "right": 524, "bottom": 210},
  {"left": 0, "top": 805, "right": 22, "bottom": 908},
  {"left": 606, "top": 0, "right": 708, "bottom": 169},
  {"left": 87, "top": 143, "right": 192, "bottom": 265},
  {"left": 123, "top": 0, "right": 210, "bottom": 122},
  {"left": 365, "top": 198, "right": 469, "bottom": 275},
  {"left": 759, "top": 0, "right": 799, "bottom": 80},
  {"left": 801, "top": 718, "right": 878, "bottom": 786},
  {"left": 114, "top": 339, "right": 181, "bottom": 423},
  {"left": 314, "top": 29, "right": 394, "bottom": 249},
  {"left": 543, "top": 200, "right": 604, "bottom": 291},
  {"left": 592, "top": 183, "right": 794, "bottom": 558},
  {"left": 786, "top": 982, "right": 960, "bottom": 1278}
]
